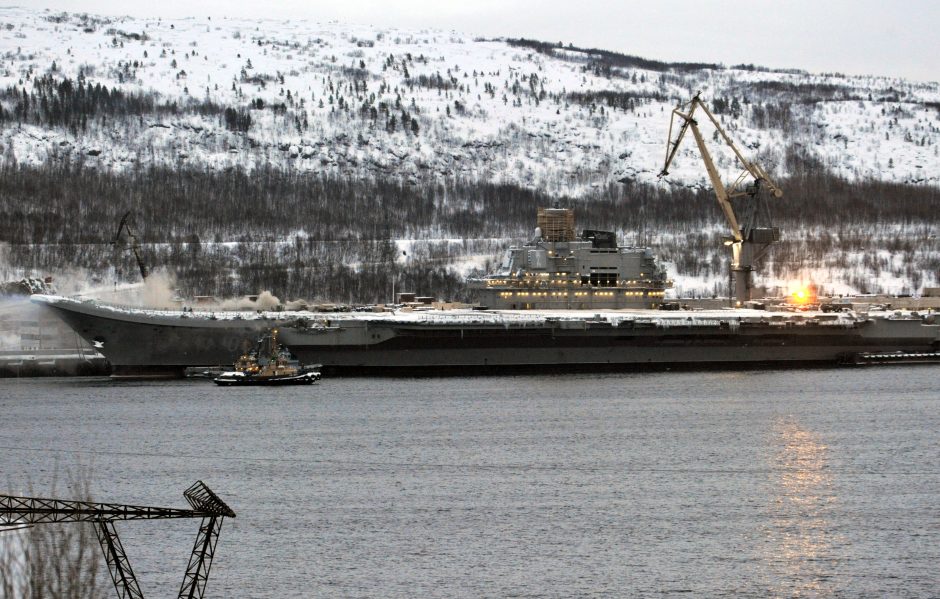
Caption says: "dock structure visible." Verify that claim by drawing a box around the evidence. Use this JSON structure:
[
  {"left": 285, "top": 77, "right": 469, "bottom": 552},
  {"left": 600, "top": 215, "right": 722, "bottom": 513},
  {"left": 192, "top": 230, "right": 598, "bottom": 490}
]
[{"left": 0, "top": 481, "right": 235, "bottom": 599}]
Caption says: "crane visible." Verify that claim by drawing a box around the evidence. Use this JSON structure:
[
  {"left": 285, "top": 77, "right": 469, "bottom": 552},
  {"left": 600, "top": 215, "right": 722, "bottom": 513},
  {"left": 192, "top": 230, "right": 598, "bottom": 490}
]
[
  {"left": 112, "top": 211, "right": 149, "bottom": 281},
  {"left": 0, "top": 481, "right": 235, "bottom": 599},
  {"left": 658, "top": 92, "right": 783, "bottom": 304}
]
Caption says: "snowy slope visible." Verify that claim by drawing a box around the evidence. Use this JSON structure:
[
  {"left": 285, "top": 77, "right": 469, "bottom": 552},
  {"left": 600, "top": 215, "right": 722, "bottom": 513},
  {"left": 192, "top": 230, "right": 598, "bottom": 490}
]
[{"left": 2, "top": 7, "right": 939, "bottom": 194}]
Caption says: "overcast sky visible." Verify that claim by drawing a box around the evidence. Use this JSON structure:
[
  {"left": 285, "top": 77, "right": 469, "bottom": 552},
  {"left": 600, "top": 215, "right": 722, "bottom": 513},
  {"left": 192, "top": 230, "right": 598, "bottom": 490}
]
[{"left": 34, "top": 0, "right": 940, "bottom": 82}]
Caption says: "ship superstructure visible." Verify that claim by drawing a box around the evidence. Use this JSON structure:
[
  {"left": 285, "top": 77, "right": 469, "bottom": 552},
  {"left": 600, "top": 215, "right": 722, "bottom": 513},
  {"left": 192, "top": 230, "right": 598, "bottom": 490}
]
[{"left": 469, "top": 208, "right": 670, "bottom": 310}]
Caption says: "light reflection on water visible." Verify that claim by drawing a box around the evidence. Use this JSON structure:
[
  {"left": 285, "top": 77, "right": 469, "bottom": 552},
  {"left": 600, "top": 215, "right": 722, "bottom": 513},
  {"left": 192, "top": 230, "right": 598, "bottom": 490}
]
[
  {"left": 0, "top": 367, "right": 938, "bottom": 597},
  {"left": 766, "top": 419, "right": 842, "bottom": 596}
]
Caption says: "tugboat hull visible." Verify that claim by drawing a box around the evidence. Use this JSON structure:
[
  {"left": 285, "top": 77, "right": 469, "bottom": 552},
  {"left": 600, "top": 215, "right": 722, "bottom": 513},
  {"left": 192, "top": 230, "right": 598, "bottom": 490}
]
[{"left": 213, "top": 372, "right": 321, "bottom": 386}]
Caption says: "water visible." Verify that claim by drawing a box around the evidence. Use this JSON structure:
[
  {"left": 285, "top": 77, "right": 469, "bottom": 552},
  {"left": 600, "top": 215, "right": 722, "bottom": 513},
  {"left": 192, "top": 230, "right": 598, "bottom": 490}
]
[{"left": 1, "top": 367, "right": 939, "bottom": 597}]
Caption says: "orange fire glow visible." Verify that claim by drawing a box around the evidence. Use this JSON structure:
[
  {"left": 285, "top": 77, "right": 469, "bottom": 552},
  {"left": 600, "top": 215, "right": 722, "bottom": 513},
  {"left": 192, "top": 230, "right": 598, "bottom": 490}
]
[{"left": 790, "top": 284, "right": 816, "bottom": 305}]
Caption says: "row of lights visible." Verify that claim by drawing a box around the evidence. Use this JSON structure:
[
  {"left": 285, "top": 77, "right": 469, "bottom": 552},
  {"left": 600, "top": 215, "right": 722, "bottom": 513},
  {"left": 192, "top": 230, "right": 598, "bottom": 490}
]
[
  {"left": 492, "top": 278, "right": 661, "bottom": 287},
  {"left": 498, "top": 291, "right": 665, "bottom": 298}
]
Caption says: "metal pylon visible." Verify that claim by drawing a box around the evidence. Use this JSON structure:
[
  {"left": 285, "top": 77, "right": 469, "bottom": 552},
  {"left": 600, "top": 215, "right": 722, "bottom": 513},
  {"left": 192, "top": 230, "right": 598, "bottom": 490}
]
[
  {"left": 0, "top": 481, "right": 235, "bottom": 599},
  {"left": 177, "top": 481, "right": 235, "bottom": 599},
  {"left": 95, "top": 520, "right": 145, "bottom": 599},
  {"left": 178, "top": 515, "right": 223, "bottom": 599}
]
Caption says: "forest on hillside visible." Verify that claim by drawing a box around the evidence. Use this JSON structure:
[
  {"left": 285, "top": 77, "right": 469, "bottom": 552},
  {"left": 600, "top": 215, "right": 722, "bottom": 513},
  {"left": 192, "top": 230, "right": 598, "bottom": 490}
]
[
  {"left": 1, "top": 11, "right": 937, "bottom": 302},
  {"left": 1, "top": 144, "right": 937, "bottom": 303}
]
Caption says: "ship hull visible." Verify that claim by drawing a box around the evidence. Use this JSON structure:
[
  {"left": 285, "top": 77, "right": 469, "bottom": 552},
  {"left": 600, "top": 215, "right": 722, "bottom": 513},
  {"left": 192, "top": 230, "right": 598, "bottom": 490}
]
[
  {"left": 32, "top": 296, "right": 940, "bottom": 377},
  {"left": 213, "top": 372, "right": 321, "bottom": 386},
  {"left": 278, "top": 318, "right": 938, "bottom": 375},
  {"left": 36, "top": 297, "right": 278, "bottom": 377}
]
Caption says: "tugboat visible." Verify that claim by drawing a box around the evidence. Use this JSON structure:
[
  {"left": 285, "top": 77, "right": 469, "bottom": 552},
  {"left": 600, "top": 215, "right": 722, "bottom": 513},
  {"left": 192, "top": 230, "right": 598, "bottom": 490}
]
[{"left": 214, "top": 329, "right": 321, "bottom": 386}]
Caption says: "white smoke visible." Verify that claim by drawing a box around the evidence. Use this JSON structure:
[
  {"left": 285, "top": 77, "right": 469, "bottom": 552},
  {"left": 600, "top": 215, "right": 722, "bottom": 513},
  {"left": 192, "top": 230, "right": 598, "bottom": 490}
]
[
  {"left": 138, "top": 270, "right": 178, "bottom": 308},
  {"left": 216, "top": 290, "right": 282, "bottom": 311},
  {"left": 44, "top": 267, "right": 174, "bottom": 308},
  {"left": 49, "top": 267, "right": 100, "bottom": 296},
  {"left": 0, "top": 330, "right": 20, "bottom": 349},
  {"left": 253, "top": 290, "right": 281, "bottom": 310},
  {"left": 0, "top": 242, "right": 10, "bottom": 280},
  {"left": 284, "top": 299, "right": 309, "bottom": 311}
]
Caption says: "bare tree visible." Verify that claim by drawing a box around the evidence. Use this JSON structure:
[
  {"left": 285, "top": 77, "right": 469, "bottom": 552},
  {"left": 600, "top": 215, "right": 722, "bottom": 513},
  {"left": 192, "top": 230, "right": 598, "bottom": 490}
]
[{"left": 0, "top": 467, "right": 106, "bottom": 599}]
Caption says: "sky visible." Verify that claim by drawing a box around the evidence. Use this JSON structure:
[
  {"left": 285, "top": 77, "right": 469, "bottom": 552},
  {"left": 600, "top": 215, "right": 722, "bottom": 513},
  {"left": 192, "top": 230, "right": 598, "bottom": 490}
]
[{"left": 31, "top": 0, "right": 940, "bottom": 82}]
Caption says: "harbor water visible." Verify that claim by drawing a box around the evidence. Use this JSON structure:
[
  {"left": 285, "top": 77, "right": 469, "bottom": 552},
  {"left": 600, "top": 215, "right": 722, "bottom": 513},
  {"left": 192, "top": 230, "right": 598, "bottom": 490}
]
[{"left": 1, "top": 367, "right": 938, "bottom": 597}]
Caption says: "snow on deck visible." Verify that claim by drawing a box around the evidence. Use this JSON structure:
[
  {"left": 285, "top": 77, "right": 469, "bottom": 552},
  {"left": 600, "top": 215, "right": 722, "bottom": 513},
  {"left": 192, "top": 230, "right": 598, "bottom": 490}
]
[{"left": 32, "top": 294, "right": 869, "bottom": 328}]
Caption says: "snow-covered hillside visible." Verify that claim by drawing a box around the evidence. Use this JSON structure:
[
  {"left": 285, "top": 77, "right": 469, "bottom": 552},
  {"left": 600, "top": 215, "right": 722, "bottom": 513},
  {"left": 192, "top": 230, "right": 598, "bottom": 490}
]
[
  {"left": 0, "top": 8, "right": 938, "bottom": 302},
  {"left": 2, "top": 7, "right": 939, "bottom": 194}
]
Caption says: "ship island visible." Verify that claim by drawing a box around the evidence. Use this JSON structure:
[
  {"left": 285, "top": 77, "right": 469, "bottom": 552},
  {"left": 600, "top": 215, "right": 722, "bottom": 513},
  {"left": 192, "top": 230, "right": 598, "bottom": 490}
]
[{"left": 31, "top": 206, "right": 940, "bottom": 378}]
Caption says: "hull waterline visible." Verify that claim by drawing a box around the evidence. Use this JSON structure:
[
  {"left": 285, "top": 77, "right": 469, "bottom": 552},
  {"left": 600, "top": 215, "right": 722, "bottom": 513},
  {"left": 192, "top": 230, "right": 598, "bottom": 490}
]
[{"left": 31, "top": 295, "right": 940, "bottom": 378}]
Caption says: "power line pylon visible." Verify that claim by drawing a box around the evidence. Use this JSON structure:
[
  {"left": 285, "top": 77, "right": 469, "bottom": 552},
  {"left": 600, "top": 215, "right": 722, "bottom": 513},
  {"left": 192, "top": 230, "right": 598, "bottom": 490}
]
[{"left": 0, "top": 480, "right": 235, "bottom": 599}]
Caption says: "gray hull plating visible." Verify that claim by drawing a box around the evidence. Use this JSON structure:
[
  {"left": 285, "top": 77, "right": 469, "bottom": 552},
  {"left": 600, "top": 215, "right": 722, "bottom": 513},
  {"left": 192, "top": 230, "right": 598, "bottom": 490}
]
[
  {"left": 279, "top": 317, "right": 939, "bottom": 373},
  {"left": 37, "top": 298, "right": 276, "bottom": 376},
  {"left": 33, "top": 296, "right": 940, "bottom": 376}
]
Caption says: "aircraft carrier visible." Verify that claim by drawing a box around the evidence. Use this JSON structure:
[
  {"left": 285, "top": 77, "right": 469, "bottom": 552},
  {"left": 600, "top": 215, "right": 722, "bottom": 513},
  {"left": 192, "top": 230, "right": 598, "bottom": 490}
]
[
  {"left": 27, "top": 202, "right": 940, "bottom": 377},
  {"left": 30, "top": 294, "right": 940, "bottom": 376},
  {"left": 27, "top": 95, "right": 940, "bottom": 377}
]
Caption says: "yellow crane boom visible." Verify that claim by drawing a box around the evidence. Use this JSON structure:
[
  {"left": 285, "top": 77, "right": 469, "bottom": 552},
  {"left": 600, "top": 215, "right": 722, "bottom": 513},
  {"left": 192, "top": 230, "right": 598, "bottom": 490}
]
[{"left": 658, "top": 92, "right": 784, "bottom": 302}]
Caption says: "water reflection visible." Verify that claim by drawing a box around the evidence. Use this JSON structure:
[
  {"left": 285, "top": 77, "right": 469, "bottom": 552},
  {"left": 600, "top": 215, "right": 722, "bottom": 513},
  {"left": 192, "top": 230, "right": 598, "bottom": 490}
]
[{"left": 764, "top": 419, "right": 842, "bottom": 595}]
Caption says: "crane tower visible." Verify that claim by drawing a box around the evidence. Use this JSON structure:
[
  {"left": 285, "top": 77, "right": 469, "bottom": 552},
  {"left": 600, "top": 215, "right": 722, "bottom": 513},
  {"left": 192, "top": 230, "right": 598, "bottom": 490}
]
[{"left": 659, "top": 92, "right": 783, "bottom": 303}]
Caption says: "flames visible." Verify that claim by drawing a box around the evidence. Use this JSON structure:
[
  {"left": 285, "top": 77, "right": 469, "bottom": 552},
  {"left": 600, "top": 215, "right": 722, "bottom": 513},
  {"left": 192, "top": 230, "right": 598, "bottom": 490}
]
[{"left": 788, "top": 282, "right": 818, "bottom": 306}]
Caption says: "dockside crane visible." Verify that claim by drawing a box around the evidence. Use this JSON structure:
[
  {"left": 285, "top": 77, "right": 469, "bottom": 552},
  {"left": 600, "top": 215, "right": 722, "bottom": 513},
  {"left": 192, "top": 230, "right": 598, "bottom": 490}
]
[
  {"left": 659, "top": 92, "right": 783, "bottom": 303},
  {"left": 112, "top": 211, "right": 149, "bottom": 281}
]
